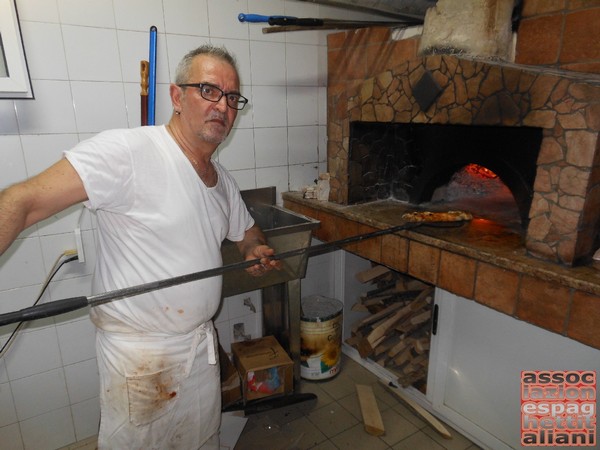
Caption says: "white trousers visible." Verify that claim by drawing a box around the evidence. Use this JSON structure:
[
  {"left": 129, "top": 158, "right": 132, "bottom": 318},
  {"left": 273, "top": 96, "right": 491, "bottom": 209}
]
[{"left": 96, "top": 322, "right": 221, "bottom": 450}]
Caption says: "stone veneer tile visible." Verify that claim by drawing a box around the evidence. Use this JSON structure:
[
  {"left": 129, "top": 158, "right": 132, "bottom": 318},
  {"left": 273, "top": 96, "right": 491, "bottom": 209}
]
[
  {"left": 407, "top": 241, "right": 440, "bottom": 285},
  {"left": 567, "top": 290, "right": 600, "bottom": 348},
  {"left": 380, "top": 234, "right": 409, "bottom": 273},
  {"left": 516, "top": 275, "right": 571, "bottom": 333},
  {"left": 515, "top": 15, "right": 563, "bottom": 65},
  {"left": 438, "top": 251, "right": 477, "bottom": 299},
  {"left": 474, "top": 262, "right": 519, "bottom": 314}
]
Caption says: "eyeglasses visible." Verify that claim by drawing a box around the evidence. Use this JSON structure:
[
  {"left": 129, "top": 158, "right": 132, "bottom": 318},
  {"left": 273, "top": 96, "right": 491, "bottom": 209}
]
[{"left": 177, "top": 83, "right": 248, "bottom": 110}]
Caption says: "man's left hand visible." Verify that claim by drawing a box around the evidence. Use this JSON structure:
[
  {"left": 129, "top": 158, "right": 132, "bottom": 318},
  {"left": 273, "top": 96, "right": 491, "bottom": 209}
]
[{"left": 245, "top": 244, "right": 282, "bottom": 277}]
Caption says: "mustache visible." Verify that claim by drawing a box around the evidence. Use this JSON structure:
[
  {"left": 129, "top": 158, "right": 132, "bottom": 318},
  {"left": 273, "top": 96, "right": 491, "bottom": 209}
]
[{"left": 207, "top": 112, "right": 228, "bottom": 126}]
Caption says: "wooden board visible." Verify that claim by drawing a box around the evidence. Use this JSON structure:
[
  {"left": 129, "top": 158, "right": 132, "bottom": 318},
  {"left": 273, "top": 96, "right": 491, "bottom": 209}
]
[
  {"left": 380, "top": 381, "right": 452, "bottom": 439},
  {"left": 355, "top": 265, "right": 390, "bottom": 283},
  {"left": 356, "top": 384, "right": 385, "bottom": 436}
]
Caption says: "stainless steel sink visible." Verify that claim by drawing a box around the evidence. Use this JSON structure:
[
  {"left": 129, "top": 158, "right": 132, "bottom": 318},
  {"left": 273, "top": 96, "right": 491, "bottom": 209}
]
[{"left": 221, "top": 187, "right": 320, "bottom": 298}]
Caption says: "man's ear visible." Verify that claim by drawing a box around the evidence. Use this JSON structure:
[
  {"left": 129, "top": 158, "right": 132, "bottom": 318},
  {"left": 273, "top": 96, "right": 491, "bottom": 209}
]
[{"left": 170, "top": 84, "right": 182, "bottom": 111}]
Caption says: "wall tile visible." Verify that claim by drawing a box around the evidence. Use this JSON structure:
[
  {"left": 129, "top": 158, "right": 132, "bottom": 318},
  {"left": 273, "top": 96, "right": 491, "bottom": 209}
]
[
  {"left": 218, "top": 128, "right": 256, "bottom": 170},
  {"left": 254, "top": 127, "right": 288, "bottom": 168},
  {"left": 286, "top": 43, "right": 319, "bottom": 86},
  {"left": 16, "top": 0, "right": 60, "bottom": 22},
  {"left": 250, "top": 41, "right": 286, "bottom": 85},
  {"left": 353, "top": 224, "right": 381, "bottom": 262},
  {"left": 55, "top": 318, "right": 97, "bottom": 365},
  {"left": 560, "top": 9, "right": 600, "bottom": 63},
  {"left": 474, "top": 262, "right": 519, "bottom": 315},
  {"left": 62, "top": 26, "right": 122, "bottom": 82},
  {"left": 438, "top": 251, "right": 477, "bottom": 299},
  {"left": 380, "top": 235, "right": 408, "bottom": 273},
  {"left": 0, "top": 136, "right": 27, "bottom": 189},
  {"left": 15, "top": 80, "right": 77, "bottom": 134},
  {"left": 516, "top": 275, "right": 571, "bottom": 333},
  {"left": 12, "top": 369, "right": 69, "bottom": 420},
  {"left": 0, "top": 423, "right": 23, "bottom": 450},
  {"left": 230, "top": 168, "right": 258, "bottom": 191},
  {"left": 71, "top": 397, "right": 100, "bottom": 441},
  {"left": 251, "top": 85, "right": 288, "bottom": 127},
  {"left": 407, "top": 241, "right": 440, "bottom": 285},
  {"left": 567, "top": 290, "right": 600, "bottom": 348},
  {"left": 19, "top": 22, "right": 69, "bottom": 80},
  {"left": 20, "top": 134, "right": 78, "bottom": 177},
  {"left": 256, "top": 166, "right": 289, "bottom": 197},
  {"left": 116, "top": 30, "right": 169, "bottom": 85},
  {"left": 515, "top": 15, "right": 562, "bottom": 65},
  {"left": 19, "top": 406, "right": 75, "bottom": 450},
  {"left": 287, "top": 86, "right": 319, "bottom": 126},
  {"left": 4, "top": 327, "right": 62, "bottom": 380},
  {"left": 288, "top": 125, "right": 318, "bottom": 164},
  {"left": 57, "top": 0, "right": 116, "bottom": 27},
  {"left": 163, "top": 0, "right": 209, "bottom": 36},
  {"left": 0, "top": 101, "right": 18, "bottom": 135},
  {"left": 113, "top": 0, "right": 165, "bottom": 32},
  {"left": 63, "top": 359, "right": 99, "bottom": 404},
  {"left": 206, "top": 0, "right": 249, "bottom": 40},
  {"left": 0, "top": 383, "right": 18, "bottom": 427},
  {"left": 0, "top": 238, "right": 46, "bottom": 291},
  {"left": 71, "top": 81, "right": 128, "bottom": 133},
  {"left": 289, "top": 163, "right": 318, "bottom": 192}
]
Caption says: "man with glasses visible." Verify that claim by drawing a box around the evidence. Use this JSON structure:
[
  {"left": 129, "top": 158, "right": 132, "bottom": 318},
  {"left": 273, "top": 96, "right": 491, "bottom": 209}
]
[{"left": 0, "top": 45, "right": 278, "bottom": 449}]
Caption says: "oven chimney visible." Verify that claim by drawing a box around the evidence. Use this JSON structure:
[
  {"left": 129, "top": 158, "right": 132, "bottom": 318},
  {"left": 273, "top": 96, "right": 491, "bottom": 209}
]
[{"left": 418, "top": 0, "right": 518, "bottom": 60}]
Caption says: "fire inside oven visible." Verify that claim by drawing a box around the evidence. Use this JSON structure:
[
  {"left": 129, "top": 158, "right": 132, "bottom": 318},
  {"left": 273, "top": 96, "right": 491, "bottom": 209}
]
[{"left": 348, "top": 122, "right": 543, "bottom": 229}]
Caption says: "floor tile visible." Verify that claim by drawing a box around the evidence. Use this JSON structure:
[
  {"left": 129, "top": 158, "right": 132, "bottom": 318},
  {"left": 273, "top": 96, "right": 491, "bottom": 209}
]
[
  {"left": 391, "top": 430, "right": 446, "bottom": 450},
  {"left": 58, "top": 355, "right": 481, "bottom": 450},
  {"left": 306, "top": 401, "right": 359, "bottom": 438},
  {"left": 329, "top": 422, "right": 390, "bottom": 449}
]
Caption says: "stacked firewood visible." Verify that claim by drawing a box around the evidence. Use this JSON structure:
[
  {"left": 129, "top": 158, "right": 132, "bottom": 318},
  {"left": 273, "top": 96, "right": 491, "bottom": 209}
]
[{"left": 346, "top": 265, "right": 434, "bottom": 389}]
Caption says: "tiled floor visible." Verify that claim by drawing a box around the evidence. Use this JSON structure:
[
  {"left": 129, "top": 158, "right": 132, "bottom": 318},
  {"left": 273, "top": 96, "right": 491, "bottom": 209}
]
[
  {"left": 235, "top": 355, "right": 482, "bottom": 450},
  {"left": 59, "top": 355, "right": 482, "bottom": 450}
]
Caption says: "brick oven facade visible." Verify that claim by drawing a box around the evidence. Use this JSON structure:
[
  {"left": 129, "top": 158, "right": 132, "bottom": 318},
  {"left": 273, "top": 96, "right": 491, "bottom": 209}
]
[{"left": 283, "top": 0, "right": 600, "bottom": 352}]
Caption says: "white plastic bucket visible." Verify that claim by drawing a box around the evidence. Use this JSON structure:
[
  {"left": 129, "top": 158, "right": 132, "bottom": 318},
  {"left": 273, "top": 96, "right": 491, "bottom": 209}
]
[{"left": 300, "top": 295, "right": 343, "bottom": 380}]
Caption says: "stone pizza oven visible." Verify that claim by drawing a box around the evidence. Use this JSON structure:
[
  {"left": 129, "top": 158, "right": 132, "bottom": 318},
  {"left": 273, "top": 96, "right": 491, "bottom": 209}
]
[
  {"left": 283, "top": 0, "right": 600, "bottom": 352},
  {"left": 326, "top": 0, "right": 600, "bottom": 267}
]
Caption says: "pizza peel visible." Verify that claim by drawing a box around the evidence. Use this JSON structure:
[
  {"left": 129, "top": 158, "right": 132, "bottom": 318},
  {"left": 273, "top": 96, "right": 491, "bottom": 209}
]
[{"left": 0, "top": 215, "right": 470, "bottom": 327}]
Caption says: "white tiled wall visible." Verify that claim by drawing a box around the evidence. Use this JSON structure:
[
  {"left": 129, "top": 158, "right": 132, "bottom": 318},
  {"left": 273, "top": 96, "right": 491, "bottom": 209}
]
[{"left": 0, "top": 0, "right": 387, "bottom": 448}]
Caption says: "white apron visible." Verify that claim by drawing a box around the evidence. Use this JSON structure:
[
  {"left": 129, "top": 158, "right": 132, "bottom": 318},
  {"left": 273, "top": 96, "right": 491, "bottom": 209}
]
[{"left": 96, "top": 321, "right": 220, "bottom": 450}]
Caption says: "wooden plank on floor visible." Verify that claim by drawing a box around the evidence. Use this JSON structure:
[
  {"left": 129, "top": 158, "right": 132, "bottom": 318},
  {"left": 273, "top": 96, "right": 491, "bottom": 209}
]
[
  {"left": 355, "top": 384, "right": 385, "bottom": 436},
  {"left": 379, "top": 380, "right": 452, "bottom": 439}
]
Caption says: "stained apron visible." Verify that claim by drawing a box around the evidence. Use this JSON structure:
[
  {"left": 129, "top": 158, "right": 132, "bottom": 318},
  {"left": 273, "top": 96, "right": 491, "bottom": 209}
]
[{"left": 95, "top": 321, "right": 220, "bottom": 450}]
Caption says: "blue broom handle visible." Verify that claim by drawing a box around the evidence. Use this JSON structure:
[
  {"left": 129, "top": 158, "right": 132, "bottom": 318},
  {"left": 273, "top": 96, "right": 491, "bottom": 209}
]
[{"left": 148, "top": 26, "right": 157, "bottom": 125}]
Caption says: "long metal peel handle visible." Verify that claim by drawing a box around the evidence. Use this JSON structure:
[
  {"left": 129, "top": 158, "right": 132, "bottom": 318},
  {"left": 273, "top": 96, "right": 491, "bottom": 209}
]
[
  {"left": 0, "top": 222, "right": 427, "bottom": 327},
  {"left": 238, "top": 13, "right": 293, "bottom": 23},
  {"left": 0, "top": 296, "right": 89, "bottom": 327}
]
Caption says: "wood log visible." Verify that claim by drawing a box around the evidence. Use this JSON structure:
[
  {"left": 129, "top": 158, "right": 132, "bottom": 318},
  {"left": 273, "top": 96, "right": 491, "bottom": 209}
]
[
  {"left": 356, "top": 384, "right": 385, "bottom": 436},
  {"left": 355, "top": 265, "right": 390, "bottom": 283}
]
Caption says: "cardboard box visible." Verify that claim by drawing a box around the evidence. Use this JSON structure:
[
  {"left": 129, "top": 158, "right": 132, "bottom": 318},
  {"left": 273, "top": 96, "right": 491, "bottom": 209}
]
[
  {"left": 219, "top": 344, "right": 242, "bottom": 408},
  {"left": 231, "top": 336, "right": 294, "bottom": 402}
]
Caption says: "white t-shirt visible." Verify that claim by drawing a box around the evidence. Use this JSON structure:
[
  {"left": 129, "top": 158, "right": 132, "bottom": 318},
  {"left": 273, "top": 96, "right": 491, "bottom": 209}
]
[{"left": 65, "top": 125, "right": 254, "bottom": 334}]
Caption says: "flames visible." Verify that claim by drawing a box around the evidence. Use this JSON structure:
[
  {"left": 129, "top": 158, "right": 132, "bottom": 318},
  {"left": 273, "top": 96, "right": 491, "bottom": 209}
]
[{"left": 464, "top": 163, "right": 498, "bottom": 179}]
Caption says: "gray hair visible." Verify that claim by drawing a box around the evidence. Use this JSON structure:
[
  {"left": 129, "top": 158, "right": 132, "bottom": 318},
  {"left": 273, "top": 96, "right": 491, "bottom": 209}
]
[{"left": 174, "top": 44, "right": 239, "bottom": 84}]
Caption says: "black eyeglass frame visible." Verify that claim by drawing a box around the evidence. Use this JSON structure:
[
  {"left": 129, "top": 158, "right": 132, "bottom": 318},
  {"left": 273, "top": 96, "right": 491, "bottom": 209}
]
[{"left": 177, "top": 82, "right": 249, "bottom": 110}]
